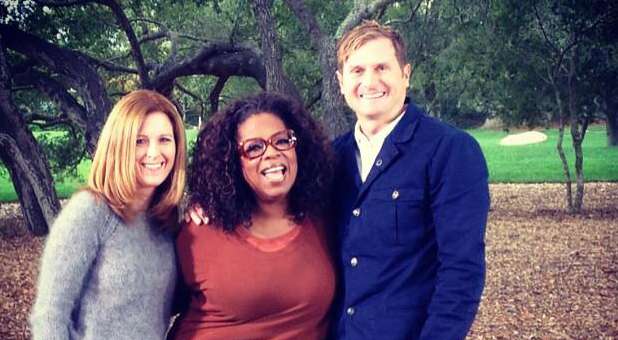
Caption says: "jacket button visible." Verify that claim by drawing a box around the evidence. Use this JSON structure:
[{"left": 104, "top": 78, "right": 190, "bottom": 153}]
[
  {"left": 375, "top": 158, "right": 383, "bottom": 167},
  {"left": 392, "top": 190, "right": 400, "bottom": 200},
  {"left": 350, "top": 257, "right": 358, "bottom": 267},
  {"left": 346, "top": 307, "right": 355, "bottom": 316},
  {"left": 352, "top": 208, "right": 360, "bottom": 217}
]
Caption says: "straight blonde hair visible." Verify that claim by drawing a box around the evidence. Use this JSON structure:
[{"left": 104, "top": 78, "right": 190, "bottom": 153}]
[{"left": 88, "top": 90, "right": 186, "bottom": 229}]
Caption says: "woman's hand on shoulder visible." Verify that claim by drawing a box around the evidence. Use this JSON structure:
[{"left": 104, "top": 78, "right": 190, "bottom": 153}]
[{"left": 183, "top": 204, "right": 210, "bottom": 226}]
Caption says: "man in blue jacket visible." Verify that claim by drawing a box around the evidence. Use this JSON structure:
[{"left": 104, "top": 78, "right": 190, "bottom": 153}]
[{"left": 330, "top": 20, "right": 489, "bottom": 339}]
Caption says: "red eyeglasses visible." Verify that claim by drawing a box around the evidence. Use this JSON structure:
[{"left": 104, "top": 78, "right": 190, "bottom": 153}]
[{"left": 238, "top": 129, "right": 297, "bottom": 159}]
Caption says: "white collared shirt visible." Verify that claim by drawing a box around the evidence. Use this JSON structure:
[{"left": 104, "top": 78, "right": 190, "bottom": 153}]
[{"left": 354, "top": 109, "right": 406, "bottom": 182}]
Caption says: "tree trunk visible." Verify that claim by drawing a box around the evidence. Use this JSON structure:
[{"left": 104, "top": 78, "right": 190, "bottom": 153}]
[
  {"left": 570, "top": 116, "right": 587, "bottom": 213},
  {"left": 318, "top": 37, "right": 353, "bottom": 137},
  {"left": 571, "top": 123, "right": 586, "bottom": 213},
  {"left": 556, "top": 117, "right": 573, "bottom": 213},
  {"left": 209, "top": 76, "right": 228, "bottom": 115},
  {"left": 0, "top": 136, "right": 60, "bottom": 235},
  {"left": 568, "top": 49, "right": 585, "bottom": 213},
  {"left": 605, "top": 100, "right": 618, "bottom": 147},
  {"left": 552, "top": 80, "right": 573, "bottom": 212},
  {"left": 0, "top": 40, "right": 60, "bottom": 235},
  {"left": 0, "top": 24, "right": 112, "bottom": 156},
  {"left": 250, "top": 0, "right": 302, "bottom": 101}
]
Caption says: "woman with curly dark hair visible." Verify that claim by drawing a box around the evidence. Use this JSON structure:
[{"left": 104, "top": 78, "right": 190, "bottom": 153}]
[{"left": 172, "top": 92, "right": 336, "bottom": 339}]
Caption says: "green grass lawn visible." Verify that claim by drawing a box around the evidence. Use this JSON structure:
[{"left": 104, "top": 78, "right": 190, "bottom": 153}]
[
  {"left": 472, "top": 125, "right": 618, "bottom": 183},
  {"left": 0, "top": 126, "right": 616, "bottom": 202}
]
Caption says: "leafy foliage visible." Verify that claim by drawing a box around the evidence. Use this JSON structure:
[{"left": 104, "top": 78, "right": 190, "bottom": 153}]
[
  {"left": 1, "top": 0, "right": 615, "bottom": 226},
  {"left": 36, "top": 129, "right": 87, "bottom": 181}
]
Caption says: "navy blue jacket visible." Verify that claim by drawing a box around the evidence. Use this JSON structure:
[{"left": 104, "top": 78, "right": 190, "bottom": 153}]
[{"left": 331, "top": 102, "right": 489, "bottom": 340}]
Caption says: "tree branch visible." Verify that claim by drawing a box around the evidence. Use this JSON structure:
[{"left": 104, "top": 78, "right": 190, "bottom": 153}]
[
  {"left": 532, "top": 2, "right": 559, "bottom": 54},
  {"left": 0, "top": 24, "right": 111, "bottom": 154},
  {"left": 13, "top": 69, "right": 88, "bottom": 130},
  {"left": 131, "top": 18, "right": 207, "bottom": 43},
  {"left": 336, "top": 0, "right": 399, "bottom": 37},
  {"left": 175, "top": 81, "right": 206, "bottom": 118},
  {"left": 94, "top": 59, "right": 139, "bottom": 73},
  {"left": 152, "top": 42, "right": 266, "bottom": 94},
  {"left": 385, "top": 0, "right": 423, "bottom": 26},
  {"left": 209, "top": 76, "right": 228, "bottom": 113},
  {"left": 25, "top": 112, "right": 72, "bottom": 128},
  {"left": 306, "top": 79, "right": 322, "bottom": 109},
  {"left": 229, "top": 0, "right": 248, "bottom": 43},
  {"left": 284, "top": 0, "right": 325, "bottom": 50},
  {"left": 97, "top": 0, "right": 151, "bottom": 87},
  {"left": 130, "top": 17, "right": 170, "bottom": 31},
  {"left": 139, "top": 31, "right": 168, "bottom": 44}
]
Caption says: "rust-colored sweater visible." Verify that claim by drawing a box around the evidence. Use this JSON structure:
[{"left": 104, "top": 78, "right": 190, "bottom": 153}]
[{"left": 174, "top": 219, "right": 335, "bottom": 340}]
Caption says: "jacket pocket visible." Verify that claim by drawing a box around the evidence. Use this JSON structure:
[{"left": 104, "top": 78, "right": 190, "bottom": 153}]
[
  {"left": 393, "top": 188, "right": 428, "bottom": 245},
  {"left": 364, "top": 187, "right": 427, "bottom": 246}
]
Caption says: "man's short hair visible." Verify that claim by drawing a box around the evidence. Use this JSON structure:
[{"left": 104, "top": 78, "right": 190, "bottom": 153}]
[{"left": 336, "top": 20, "right": 408, "bottom": 71}]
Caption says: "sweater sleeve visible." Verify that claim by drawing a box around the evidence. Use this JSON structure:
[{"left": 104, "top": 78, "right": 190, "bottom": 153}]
[{"left": 30, "top": 191, "right": 116, "bottom": 340}]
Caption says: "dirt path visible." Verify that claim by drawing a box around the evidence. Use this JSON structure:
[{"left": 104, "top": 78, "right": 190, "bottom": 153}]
[{"left": 1, "top": 183, "right": 617, "bottom": 339}]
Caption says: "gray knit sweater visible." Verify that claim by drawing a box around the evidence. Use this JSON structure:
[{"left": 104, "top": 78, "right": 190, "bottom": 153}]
[{"left": 30, "top": 190, "right": 177, "bottom": 340}]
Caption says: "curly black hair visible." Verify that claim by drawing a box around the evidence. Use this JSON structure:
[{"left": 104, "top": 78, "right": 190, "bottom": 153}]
[{"left": 189, "top": 92, "right": 334, "bottom": 231}]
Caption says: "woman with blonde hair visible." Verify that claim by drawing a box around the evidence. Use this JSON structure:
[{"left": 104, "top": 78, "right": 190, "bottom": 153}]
[{"left": 30, "top": 89, "right": 187, "bottom": 339}]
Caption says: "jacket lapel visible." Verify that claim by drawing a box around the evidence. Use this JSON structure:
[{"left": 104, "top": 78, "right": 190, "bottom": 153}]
[
  {"left": 341, "top": 135, "right": 362, "bottom": 190},
  {"left": 353, "top": 103, "right": 421, "bottom": 204},
  {"left": 334, "top": 132, "right": 362, "bottom": 195}
]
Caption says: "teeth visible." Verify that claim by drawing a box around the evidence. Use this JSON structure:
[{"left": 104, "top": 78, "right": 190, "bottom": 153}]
[
  {"left": 360, "top": 92, "right": 385, "bottom": 99},
  {"left": 263, "top": 166, "right": 285, "bottom": 174},
  {"left": 261, "top": 165, "right": 286, "bottom": 182},
  {"left": 143, "top": 162, "right": 163, "bottom": 170},
  {"left": 264, "top": 171, "right": 284, "bottom": 181}
]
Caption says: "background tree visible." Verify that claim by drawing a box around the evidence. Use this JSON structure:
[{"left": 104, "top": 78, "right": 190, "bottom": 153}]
[
  {"left": 0, "top": 0, "right": 410, "bottom": 234},
  {"left": 0, "top": 38, "right": 60, "bottom": 236},
  {"left": 407, "top": 0, "right": 616, "bottom": 213},
  {"left": 1, "top": 0, "right": 615, "bottom": 235},
  {"left": 0, "top": 0, "right": 267, "bottom": 234}
]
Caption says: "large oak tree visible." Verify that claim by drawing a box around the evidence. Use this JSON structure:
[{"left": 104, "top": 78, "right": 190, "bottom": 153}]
[{"left": 0, "top": 0, "right": 398, "bottom": 234}]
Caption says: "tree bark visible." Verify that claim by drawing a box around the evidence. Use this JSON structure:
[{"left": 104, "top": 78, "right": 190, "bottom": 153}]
[
  {"left": 533, "top": 8, "right": 592, "bottom": 214},
  {"left": 0, "top": 40, "right": 60, "bottom": 235},
  {"left": 152, "top": 42, "right": 266, "bottom": 94},
  {"left": 100, "top": 0, "right": 151, "bottom": 87},
  {"left": 317, "top": 37, "right": 352, "bottom": 137},
  {"left": 335, "top": 0, "right": 399, "bottom": 37},
  {"left": 0, "top": 24, "right": 111, "bottom": 156},
  {"left": 209, "top": 76, "right": 228, "bottom": 115},
  {"left": 250, "top": 0, "right": 302, "bottom": 100},
  {"left": 552, "top": 76, "right": 573, "bottom": 213},
  {"left": 13, "top": 69, "right": 89, "bottom": 132},
  {"left": 568, "top": 50, "right": 586, "bottom": 213},
  {"left": 571, "top": 118, "right": 587, "bottom": 213}
]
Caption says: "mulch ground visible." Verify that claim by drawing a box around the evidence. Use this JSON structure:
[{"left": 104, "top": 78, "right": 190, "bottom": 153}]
[{"left": 1, "top": 183, "right": 617, "bottom": 339}]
